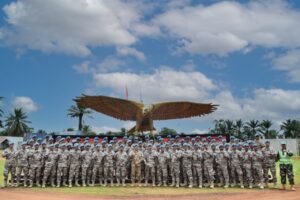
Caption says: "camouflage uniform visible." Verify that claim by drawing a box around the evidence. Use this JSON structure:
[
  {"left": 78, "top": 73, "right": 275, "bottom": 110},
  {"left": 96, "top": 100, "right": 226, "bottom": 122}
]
[
  {"left": 229, "top": 148, "right": 244, "bottom": 187},
  {"left": 115, "top": 148, "right": 128, "bottom": 186},
  {"left": 91, "top": 148, "right": 104, "bottom": 186},
  {"left": 202, "top": 148, "right": 215, "bottom": 188},
  {"left": 215, "top": 147, "right": 230, "bottom": 187},
  {"left": 28, "top": 146, "right": 43, "bottom": 187},
  {"left": 68, "top": 147, "right": 81, "bottom": 187},
  {"left": 81, "top": 146, "right": 93, "bottom": 186},
  {"left": 2, "top": 146, "right": 16, "bottom": 187},
  {"left": 157, "top": 148, "right": 170, "bottom": 186},
  {"left": 103, "top": 148, "right": 115, "bottom": 186},
  {"left": 170, "top": 147, "right": 181, "bottom": 187},
  {"left": 252, "top": 148, "right": 264, "bottom": 188},
  {"left": 192, "top": 148, "right": 203, "bottom": 187},
  {"left": 42, "top": 146, "right": 58, "bottom": 187},
  {"left": 242, "top": 149, "right": 253, "bottom": 188},
  {"left": 16, "top": 145, "right": 29, "bottom": 187},
  {"left": 181, "top": 146, "right": 193, "bottom": 188},
  {"left": 262, "top": 146, "right": 277, "bottom": 185},
  {"left": 56, "top": 148, "right": 69, "bottom": 187},
  {"left": 129, "top": 147, "right": 143, "bottom": 185},
  {"left": 143, "top": 148, "right": 157, "bottom": 186}
]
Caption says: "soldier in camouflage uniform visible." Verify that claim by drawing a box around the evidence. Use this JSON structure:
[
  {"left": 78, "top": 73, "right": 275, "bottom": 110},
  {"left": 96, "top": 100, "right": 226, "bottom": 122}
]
[
  {"left": 252, "top": 144, "right": 264, "bottom": 189},
  {"left": 202, "top": 143, "right": 215, "bottom": 188},
  {"left": 157, "top": 145, "right": 170, "bottom": 187},
  {"left": 56, "top": 144, "right": 69, "bottom": 187},
  {"left": 103, "top": 144, "right": 115, "bottom": 186},
  {"left": 29, "top": 143, "right": 42, "bottom": 187},
  {"left": 262, "top": 141, "right": 277, "bottom": 187},
  {"left": 170, "top": 144, "right": 181, "bottom": 187},
  {"left": 215, "top": 145, "right": 230, "bottom": 188},
  {"left": 68, "top": 143, "right": 81, "bottom": 187},
  {"left": 81, "top": 144, "right": 93, "bottom": 187},
  {"left": 181, "top": 143, "right": 193, "bottom": 188},
  {"left": 229, "top": 144, "right": 244, "bottom": 188},
  {"left": 91, "top": 144, "right": 104, "bottom": 186},
  {"left": 242, "top": 144, "right": 253, "bottom": 188},
  {"left": 2, "top": 142, "right": 16, "bottom": 187},
  {"left": 129, "top": 144, "right": 143, "bottom": 186},
  {"left": 143, "top": 144, "right": 157, "bottom": 187},
  {"left": 115, "top": 144, "right": 128, "bottom": 186},
  {"left": 16, "top": 142, "right": 29, "bottom": 187},
  {"left": 192, "top": 144, "right": 203, "bottom": 188},
  {"left": 42, "top": 144, "right": 58, "bottom": 187}
]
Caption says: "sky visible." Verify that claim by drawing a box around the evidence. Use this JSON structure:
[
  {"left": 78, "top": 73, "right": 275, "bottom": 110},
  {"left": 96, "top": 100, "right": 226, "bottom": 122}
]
[{"left": 0, "top": 0, "right": 300, "bottom": 134}]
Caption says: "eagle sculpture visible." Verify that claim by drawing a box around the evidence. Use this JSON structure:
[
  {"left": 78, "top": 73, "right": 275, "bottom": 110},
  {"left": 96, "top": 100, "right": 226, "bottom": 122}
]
[{"left": 75, "top": 95, "right": 218, "bottom": 134}]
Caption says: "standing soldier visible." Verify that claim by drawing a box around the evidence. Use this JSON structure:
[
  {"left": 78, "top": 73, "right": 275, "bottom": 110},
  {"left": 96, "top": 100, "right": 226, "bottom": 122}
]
[
  {"left": 262, "top": 141, "right": 277, "bottom": 188},
  {"left": 242, "top": 144, "right": 253, "bottom": 188},
  {"left": 103, "top": 144, "right": 115, "bottom": 186},
  {"left": 129, "top": 144, "right": 143, "bottom": 186},
  {"left": 170, "top": 144, "right": 181, "bottom": 188},
  {"left": 192, "top": 144, "right": 203, "bottom": 188},
  {"left": 157, "top": 145, "right": 170, "bottom": 187},
  {"left": 181, "top": 143, "right": 193, "bottom": 188},
  {"left": 115, "top": 144, "right": 128, "bottom": 186},
  {"left": 252, "top": 144, "right": 264, "bottom": 189},
  {"left": 229, "top": 144, "right": 244, "bottom": 188},
  {"left": 2, "top": 142, "right": 16, "bottom": 187},
  {"left": 91, "top": 144, "right": 104, "bottom": 186},
  {"left": 202, "top": 143, "right": 215, "bottom": 188},
  {"left": 277, "top": 141, "right": 295, "bottom": 191},
  {"left": 42, "top": 144, "right": 58, "bottom": 187},
  {"left": 68, "top": 143, "right": 81, "bottom": 187},
  {"left": 216, "top": 144, "right": 230, "bottom": 188},
  {"left": 56, "top": 144, "right": 69, "bottom": 187},
  {"left": 81, "top": 144, "right": 93, "bottom": 187},
  {"left": 16, "top": 142, "right": 29, "bottom": 187},
  {"left": 29, "top": 143, "right": 42, "bottom": 187},
  {"left": 143, "top": 144, "right": 157, "bottom": 187}
]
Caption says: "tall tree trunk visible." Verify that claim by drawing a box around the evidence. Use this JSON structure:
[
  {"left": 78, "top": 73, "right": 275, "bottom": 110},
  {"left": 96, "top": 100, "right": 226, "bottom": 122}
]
[{"left": 78, "top": 114, "right": 83, "bottom": 131}]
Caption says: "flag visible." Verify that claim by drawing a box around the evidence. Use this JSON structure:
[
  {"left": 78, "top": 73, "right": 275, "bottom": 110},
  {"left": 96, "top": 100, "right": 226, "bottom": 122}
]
[{"left": 125, "top": 86, "right": 128, "bottom": 100}]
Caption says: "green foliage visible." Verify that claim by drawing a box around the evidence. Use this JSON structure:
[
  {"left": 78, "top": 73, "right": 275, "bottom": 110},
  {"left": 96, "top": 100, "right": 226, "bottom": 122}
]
[
  {"left": 5, "top": 108, "right": 31, "bottom": 137},
  {"left": 67, "top": 104, "right": 92, "bottom": 131},
  {"left": 159, "top": 127, "right": 178, "bottom": 136},
  {"left": 281, "top": 119, "right": 300, "bottom": 138}
]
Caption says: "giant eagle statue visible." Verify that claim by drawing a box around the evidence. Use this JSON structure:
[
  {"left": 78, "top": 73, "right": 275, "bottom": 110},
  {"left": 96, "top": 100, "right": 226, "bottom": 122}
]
[{"left": 75, "top": 95, "right": 218, "bottom": 134}]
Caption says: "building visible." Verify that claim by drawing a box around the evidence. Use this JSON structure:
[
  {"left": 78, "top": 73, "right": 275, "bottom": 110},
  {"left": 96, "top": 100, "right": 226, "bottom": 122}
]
[{"left": 0, "top": 136, "right": 23, "bottom": 150}]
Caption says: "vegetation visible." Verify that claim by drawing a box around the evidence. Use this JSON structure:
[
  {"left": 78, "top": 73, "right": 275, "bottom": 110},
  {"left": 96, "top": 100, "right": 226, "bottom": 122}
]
[
  {"left": 67, "top": 104, "right": 93, "bottom": 131},
  {"left": 4, "top": 108, "right": 31, "bottom": 137}
]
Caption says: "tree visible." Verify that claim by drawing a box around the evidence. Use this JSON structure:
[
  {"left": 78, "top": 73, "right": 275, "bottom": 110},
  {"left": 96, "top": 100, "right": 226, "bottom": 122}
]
[
  {"left": 67, "top": 104, "right": 92, "bottom": 131},
  {"left": 213, "top": 119, "right": 234, "bottom": 135},
  {"left": 37, "top": 129, "right": 47, "bottom": 134},
  {"left": 82, "top": 125, "right": 92, "bottom": 135},
  {"left": 0, "top": 97, "right": 3, "bottom": 128},
  {"left": 244, "top": 120, "right": 261, "bottom": 139},
  {"left": 159, "top": 127, "right": 178, "bottom": 137},
  {"left": 5, "top": 108, "right": 31, "bottom": 137},
  {"left": 234, "top": 119, "right": 244, "bottom": 137},
  {"left": 280, "top": 119, "right": 300, "bottom": 138},
  {"left": 259, "top": 120, "right": 273, "bottom": 139}
]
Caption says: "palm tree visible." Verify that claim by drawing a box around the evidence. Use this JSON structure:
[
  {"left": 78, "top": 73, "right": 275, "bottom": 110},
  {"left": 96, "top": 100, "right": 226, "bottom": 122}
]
[
  {"left": 280, "top": 119, "right": 300, "bottom": 138},
  {"left": 82, "top": 125, "right": 92, "bottom": 135},
  {"left": 5, "top": 108, "right": 31, "bottom": 136},
  {"left": 67, "top": 104, "right": 92, "bottom": 131},
  {"left": 234, "top": 119, "right": 244, "bottom": 137},
  {"left": 224, "top": 119, "right": 234, "bottom": 135},
  {"left": 244, "top": 120, "right": 261, "bottom": 139},
  {"left": 259, "top": 120, "right": 272, "bottom": 139},
  {"left": 0, "top": 97, "right": 3, "bottom": 128}
]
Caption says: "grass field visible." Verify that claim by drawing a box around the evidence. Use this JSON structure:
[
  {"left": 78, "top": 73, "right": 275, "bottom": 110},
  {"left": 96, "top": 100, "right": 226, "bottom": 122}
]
[{"left": 0, "top": 155, "right": 299, "bottom": 196}]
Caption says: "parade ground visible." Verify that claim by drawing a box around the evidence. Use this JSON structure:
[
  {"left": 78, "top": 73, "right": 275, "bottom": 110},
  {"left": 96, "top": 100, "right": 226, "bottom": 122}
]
[{"left": 0, "top": 156, "right": 299, "bottom": 200}]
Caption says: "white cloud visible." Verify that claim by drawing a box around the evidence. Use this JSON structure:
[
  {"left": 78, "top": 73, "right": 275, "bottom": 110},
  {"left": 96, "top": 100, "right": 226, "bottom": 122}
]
[
  {"left": 122, "top": 121, "right": 136, "bottom": 130},
  {"left": 72, "top": 61, "right": 92, "bottom": 74},
  {"left": 12, "top": 96, "right": 38, "bottom": 113},
  {"left": 271, "top": 49, "right": 300, "bottom": 82},
  {"left": 97, "top": 56, "right": 125, "bottom": 72},
  {"left": 93, "top": 67, "right": 218, "bottom": 103},
  {"left": 117, "top": 46, "right": 146, "bottom": 61},
  {"left": 92, "top": 126, "right": 120, "bottom": 134},
  {"left": 1, "top": 0, "right": 149, "bottom": 56},
  {"left": 191, "top": 128, "right": 208, "bottom": 134},
  {"left": 155, "top": 1, "right": 300, "bottom": 56}
]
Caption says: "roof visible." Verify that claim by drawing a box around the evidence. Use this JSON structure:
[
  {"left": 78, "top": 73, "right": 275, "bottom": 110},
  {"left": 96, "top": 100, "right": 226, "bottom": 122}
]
[{"left": 0, "top": 136, "right": 8, "bottom": 144}]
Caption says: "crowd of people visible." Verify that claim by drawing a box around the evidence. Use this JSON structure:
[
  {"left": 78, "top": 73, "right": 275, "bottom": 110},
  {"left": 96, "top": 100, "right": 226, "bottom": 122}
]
[{"left": 2, "top": 134, "right": 296, "bottom": 191}]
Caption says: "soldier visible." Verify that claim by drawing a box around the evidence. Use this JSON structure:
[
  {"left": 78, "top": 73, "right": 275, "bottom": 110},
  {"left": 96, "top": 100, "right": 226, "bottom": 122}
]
[
  {"left": 170, "top": 143, "right": 181, "bottom": 188},
  {"left": 262, "top": 141, "right": 277, "bottom": 187},
  {"left": 242, "top": 144, "right": 253, "bottom": 188},
  {"left": 181, "top": 143, "right": 193, "bottom": 188},
  {"left": 202, "top": 143, "right": 215, "bottom": 188},
  {"left": 192, "top": 144, "right": 203, "bottom": 188},
  {"left": 277, "top": 141, "right": 295, "bottom": 191},
  {"left": 129, "top": 144, "right": 143, "bottom": 186},
  {"left": 216, "top": 145, "right": 230, "bottom": 188},
  {"left": 2, "top": 142, "right": 16, "bottom": 187},
  {"left": 115, "top": 144, "right": 128, "bottom": 186},
  {"left": 68, "top": 143, "right": 81, "bottom": 187},
  {"left": 229, "top": 144, "right": 244, "bottom": 188},
  {"left": 143, "top": 144, "right": 157, "bottom": 187},
  {"left": 91, "top": 144, "right": 104, "bottom": 186},
  {"left": 252, "top": 144, "right": 264, "bottom": 189},
  {"left": 81, "top": 144, "right": 93, "bottom": 187},
  {"left": 103, "top": 144, "right": 115, "bottom": 186},
  {"left": 28, "top": 143, "right": 42, "bottom": 187},
  {"left": 56, "top": 144, "right": 69, "bottom": 187},
  {"left": 42, "top": 144, "right": 58, "bottom": 187},
  {"left": 157, "top": 145, "right": 170, "bottom": 187},
  {"left": 16, "top": 142, "right": 29, "bottom": 187}
]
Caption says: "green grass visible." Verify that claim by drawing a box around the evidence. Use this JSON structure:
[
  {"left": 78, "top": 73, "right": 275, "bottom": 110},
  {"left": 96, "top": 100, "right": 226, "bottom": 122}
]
[{"left": 0, "top": 158, "right": 299, "bottom": 196}]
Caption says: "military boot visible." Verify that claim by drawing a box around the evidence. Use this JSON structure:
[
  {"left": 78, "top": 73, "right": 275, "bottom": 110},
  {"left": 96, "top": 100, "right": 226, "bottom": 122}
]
[
  {"left": 144, "top": 180, "right": 148, "bottom": 187},
  {"left": 110, "top": 179, "right": 114, "bottom": 187},
  {"left": 163, "top": 181, "right": 167, "bottom": 187},
  {"left": 75, "top": 180, "right": 80, "bottom": 187},
  {"left": 116, "top": 179, "right": 120, "bottom": 186},
  {"left": 103, "top": 179, "right": 107, "bottom": 187},
  {"left": 28, "top": 180, "right": 33, "bottom": 188},
  {"left": 82, "top": 180, "right": 86, "bottom": 187},
  {"left": 51, "top": 179, "right": 56, "bottom": 187},
  {"left": 122, "top": 179, "right": 126, "bottom": 187}
]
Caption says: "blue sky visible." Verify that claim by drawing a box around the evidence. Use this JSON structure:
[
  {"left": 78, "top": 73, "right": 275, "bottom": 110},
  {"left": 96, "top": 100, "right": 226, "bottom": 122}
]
[{"left": 0, "top": 0, "right": 300, "bottom": 134}]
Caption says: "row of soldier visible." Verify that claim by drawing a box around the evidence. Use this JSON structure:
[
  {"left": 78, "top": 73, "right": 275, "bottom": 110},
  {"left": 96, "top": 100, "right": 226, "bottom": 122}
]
[{"left": 2, "top": 135, "right": 277, "bottom": 189}]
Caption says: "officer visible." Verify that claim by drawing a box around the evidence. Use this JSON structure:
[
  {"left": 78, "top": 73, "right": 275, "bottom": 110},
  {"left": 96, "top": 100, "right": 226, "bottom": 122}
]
[
  {"left": 262, "top": 140, "right": 277, "bottom": 188},
  {"left": 42, "top": 144, "right": 58, "bottom": 187},
  {"left": 2, "top": 142, "right": 16, "bottom": 187},
  {"left": 129, "top": 144, "right": 143, "bottom": 186},
  {"left": 143, "top": 144, "right": 157, "bottom": 187},
  {"left": 115, "top": 144, "right": 128, "bottom": 186},
  {"left": 68, "top": 143, "right": 81, "bottom": 187},
  {"left": 29, "top": 143, "right": 42, "bottom": 187},
  {"left": 16, "top": 142, "right": 29, "bottom": 187},
  {"left": 216, "top": 144, "right": 230, "bottom": 188}
]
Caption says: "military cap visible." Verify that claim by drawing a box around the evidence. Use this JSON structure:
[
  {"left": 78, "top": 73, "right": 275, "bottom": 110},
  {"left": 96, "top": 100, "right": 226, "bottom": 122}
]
[
  {"left": 265, "top": 140, "right": 270, "bottom": 144},
  {"left": 281, "top": 141, "right": 287, "bottom": 145}
]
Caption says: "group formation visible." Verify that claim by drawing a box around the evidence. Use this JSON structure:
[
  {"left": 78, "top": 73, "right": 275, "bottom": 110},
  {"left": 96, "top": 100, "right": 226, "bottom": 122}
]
[{"left": 1, "top": 134, "right": 286, "bottom": 189}]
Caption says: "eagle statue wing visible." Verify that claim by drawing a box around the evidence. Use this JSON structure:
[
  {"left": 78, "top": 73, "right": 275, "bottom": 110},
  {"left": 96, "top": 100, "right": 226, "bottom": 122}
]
[
  {"left": 152, "top": 101, "right": 218, "bottom": 120},
  {"left": 75, "top": 95, "right": 144, "bottom": 121}
]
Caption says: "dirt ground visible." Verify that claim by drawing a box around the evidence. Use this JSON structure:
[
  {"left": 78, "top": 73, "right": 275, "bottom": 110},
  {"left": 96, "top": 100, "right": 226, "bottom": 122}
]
[{"left": 0, "top": 188, "right": 299, "bottom": 200}]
